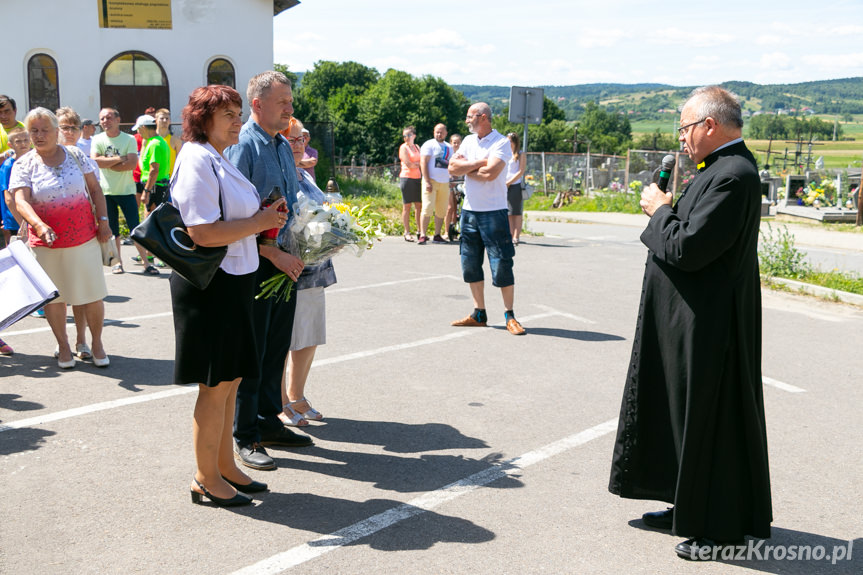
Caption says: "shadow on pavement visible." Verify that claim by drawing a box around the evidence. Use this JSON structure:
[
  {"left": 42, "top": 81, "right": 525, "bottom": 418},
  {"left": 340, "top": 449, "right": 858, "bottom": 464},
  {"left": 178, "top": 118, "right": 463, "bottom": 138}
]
[
  {"left": 237, "top": 493, "right": 495, "bottom": 551},
  {"left": 0, "top": 393, "right": 44, "bottom": 413},
  {"left": 490, "top": 326, "right": 626, "bottom": 341},
  {"left": 0, "top": 351, "right": 174, "bottom": 391},
  {"left": 0, "top": 426, "right": 56, "bottom": 456},
  {"left": 627, "top": 521, "right": 859, "bottom": 574},
  {"left": 272, "top": 446, "right": 521, "bottom": 494},
  {"left": 304, "top": 418, "right": 488, "bottom": 452}
]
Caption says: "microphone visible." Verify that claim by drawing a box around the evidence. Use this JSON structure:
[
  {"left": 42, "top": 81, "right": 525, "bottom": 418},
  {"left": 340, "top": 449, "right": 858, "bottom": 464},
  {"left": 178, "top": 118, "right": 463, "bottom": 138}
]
[{"left": 657, "top": 155, "right": 675, "bottom": 192}]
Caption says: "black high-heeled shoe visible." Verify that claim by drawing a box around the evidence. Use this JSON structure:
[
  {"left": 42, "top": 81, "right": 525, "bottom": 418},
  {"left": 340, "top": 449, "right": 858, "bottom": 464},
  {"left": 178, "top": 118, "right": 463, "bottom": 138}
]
[
  {"left": 190, "top": 478, "right": 252, "bottom": 507},
  {"left": 222, "top": 475, "right": 269, "bottom": 494}
]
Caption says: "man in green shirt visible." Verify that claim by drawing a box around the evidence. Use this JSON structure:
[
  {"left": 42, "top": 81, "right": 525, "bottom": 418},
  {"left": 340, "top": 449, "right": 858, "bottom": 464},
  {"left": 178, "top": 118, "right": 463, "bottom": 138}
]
[
  {"left": 0, "top": 95, "right": 25, "bottom": 160},
  {"left": 133, "top": 114, "right": 171, "bottom": 212}
]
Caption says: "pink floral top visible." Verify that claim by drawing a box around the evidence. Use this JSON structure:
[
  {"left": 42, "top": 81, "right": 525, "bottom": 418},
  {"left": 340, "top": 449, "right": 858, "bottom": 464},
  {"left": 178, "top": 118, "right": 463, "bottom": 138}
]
[{"left": 9, "top": 147, "right": 97, "bottom": 249}]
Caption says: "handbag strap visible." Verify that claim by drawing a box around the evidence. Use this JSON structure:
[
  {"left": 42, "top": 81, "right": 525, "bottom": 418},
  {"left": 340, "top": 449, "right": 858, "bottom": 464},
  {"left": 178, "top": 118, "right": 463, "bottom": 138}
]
[{"left": 170, "top": 154, "right": 224, "bottom": 222}]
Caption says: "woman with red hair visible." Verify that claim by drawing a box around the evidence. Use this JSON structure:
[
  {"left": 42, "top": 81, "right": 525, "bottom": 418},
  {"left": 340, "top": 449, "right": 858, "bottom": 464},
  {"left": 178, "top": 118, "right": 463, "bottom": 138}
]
[{"left": 170, "top": 85, "right": 288, "bottom": 507}]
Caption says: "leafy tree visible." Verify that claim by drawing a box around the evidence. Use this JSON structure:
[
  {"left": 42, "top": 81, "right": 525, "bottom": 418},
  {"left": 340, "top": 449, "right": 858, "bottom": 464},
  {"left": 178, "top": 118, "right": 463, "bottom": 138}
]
[
  {"left": 634, "top": 129, "right": 679, "bottom": 151},
  {"left": 356, "top": 69, "right": 423, "bottom": 163},
  {"left": 492, "top": 97, "right": 572, "bottom": 152},
  {"left": 576, "top": 101, "right": 632, "bottom": 155},
  {"left": 272, "top": 63, "right": 299, "bottom": 87}
]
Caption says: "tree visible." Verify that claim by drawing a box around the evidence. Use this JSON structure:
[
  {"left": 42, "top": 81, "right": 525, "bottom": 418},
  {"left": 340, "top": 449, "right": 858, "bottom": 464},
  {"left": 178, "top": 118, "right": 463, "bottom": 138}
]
[
  {"left": 294, "top": 61, "right": 380, "bottom": 159},
  {"left": 576, "top": 101, "right": 632, "bottom": 155},
  {"left": 634, "top": 129, "right": 679, "bottom": 151},
  {"left": 491, "top": 97, "right": 572, "bottom": 152},
  {"left": 356, "top": 69, "right": 423, "bottom": 163}
]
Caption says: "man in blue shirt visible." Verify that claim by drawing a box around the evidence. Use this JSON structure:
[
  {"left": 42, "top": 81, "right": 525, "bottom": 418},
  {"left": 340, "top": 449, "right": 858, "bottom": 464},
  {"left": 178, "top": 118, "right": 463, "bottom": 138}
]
[{"left": 226, "top": 71, "right": 311, "bottom": 470}]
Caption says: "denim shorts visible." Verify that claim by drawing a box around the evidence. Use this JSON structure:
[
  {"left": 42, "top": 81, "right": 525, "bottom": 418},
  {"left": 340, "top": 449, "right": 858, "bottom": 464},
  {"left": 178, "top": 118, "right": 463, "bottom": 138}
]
[{"left": 459, "top": 208, "right": 515, "bottom": 287}]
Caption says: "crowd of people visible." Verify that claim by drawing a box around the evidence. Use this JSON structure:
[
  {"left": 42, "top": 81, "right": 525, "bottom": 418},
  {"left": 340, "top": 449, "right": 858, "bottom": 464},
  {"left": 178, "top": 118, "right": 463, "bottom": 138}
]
[
  {"left": 0, "top": 76, "right": 527, "bottom": 506},
  {"left": 1, "top": 78, "right": 771, "bottom": 562},
  {"left": 397, "top": 123, "right": 527, "bottom": 248}
]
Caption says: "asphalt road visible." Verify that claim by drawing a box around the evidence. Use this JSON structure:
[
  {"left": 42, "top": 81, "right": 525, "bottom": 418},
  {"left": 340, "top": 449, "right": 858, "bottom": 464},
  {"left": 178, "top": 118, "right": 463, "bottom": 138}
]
[{"left": 1, "top": 220, "right": 861, "bottom": 575}]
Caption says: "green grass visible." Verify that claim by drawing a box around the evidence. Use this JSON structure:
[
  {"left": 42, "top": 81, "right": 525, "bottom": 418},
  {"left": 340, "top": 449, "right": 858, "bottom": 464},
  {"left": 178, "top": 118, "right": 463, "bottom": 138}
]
[
  {"left": 798, "top": 270, "right": 863, "bottom": 295},
  {"left": 524, "top": 190, "right": 642, "bottom": 214},
  {"left": 335, "top": 175, "right": 405, "bottom": 236}
]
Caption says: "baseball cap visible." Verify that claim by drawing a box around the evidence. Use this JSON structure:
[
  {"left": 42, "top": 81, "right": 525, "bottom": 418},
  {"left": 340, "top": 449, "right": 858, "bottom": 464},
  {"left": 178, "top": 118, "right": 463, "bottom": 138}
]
[
  {"left": 132, "top": 114, "right": 157, "bottom": 131},
  {"left": 81, "top": 119, "right": 94, "bottom": 126}
]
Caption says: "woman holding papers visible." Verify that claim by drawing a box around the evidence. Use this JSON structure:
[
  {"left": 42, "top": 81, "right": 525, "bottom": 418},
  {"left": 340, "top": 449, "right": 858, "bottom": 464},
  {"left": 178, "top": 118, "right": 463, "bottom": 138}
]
[{"left": 9, "top": 107, "right": 111, "bottom": 369}]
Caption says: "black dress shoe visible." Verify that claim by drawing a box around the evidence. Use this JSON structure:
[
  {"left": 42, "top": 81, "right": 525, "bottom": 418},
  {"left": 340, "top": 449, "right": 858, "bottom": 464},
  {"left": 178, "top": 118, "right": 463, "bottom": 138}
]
[
  {"left": 235, "top": 442, "right": 276, "bottom": 470},
  {"left": 642, "top": 507, "right": 674, "bottom": 529},
  {"left": 260, "top": 426, "right": 313, "bottom": 448},
  {"left": 190, "top": 478, "right": 252, "bottom": 507},
  {"left": 675, "top": 537, "right": 745, "bottom": 561},
  {"left": 223, "top": 476, "right": 269, "bottom": 494}
]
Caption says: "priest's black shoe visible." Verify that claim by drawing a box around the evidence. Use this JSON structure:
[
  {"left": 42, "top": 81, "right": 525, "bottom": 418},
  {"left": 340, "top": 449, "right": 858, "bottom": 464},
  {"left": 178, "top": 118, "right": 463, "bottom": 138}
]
[
  {"left": 235, "top": 442, "right": 276, "bottom": 470},
  {"left": 223, "top": 475, "right": 269, "bottom": 494},
  {"left": 260, "top": 426, "right": 313, "bottom": 448},
  {"left": 675, "top": 537, "right": 744, "bottom": 561},
  {"left": 642, "top": 507, "right": 674, "bottom": 529}
]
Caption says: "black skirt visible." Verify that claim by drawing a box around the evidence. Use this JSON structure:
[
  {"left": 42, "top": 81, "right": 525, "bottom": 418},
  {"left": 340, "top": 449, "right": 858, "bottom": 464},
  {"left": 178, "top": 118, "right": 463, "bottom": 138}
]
[
  {"left": 400, "top": 177, "right": 421, "bottom": 204},
  {"left": 170, "top": 268, "right": 260, "bottom": 387}
]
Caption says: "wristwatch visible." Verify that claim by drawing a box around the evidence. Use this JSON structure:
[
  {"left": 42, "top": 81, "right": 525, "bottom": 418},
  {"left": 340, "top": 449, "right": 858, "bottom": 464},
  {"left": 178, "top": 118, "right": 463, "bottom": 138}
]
[{"left": 99, "top": 216, "right": 108, "bottom": 222}]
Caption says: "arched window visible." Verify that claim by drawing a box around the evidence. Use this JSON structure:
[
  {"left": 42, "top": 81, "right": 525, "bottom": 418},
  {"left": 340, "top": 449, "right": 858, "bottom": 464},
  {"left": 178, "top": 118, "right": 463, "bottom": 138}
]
[
  {"left": 100, "top": 52, "right": 169, "bottom": 127},
  {"left": 28, "top": 54, "right": 60, "bottom": 111},
  {"left": 207, "top": 59, "right": 236, "bottom": 88},
  {"left": 103, "top": 51, "right": 166, "bottom": 87}
]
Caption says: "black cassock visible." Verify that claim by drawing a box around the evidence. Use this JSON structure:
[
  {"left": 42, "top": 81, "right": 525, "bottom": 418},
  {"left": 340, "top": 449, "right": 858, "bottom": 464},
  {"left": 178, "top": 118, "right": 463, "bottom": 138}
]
[{"left": 609, "top": 141, "right": 772, "bottom": 541}]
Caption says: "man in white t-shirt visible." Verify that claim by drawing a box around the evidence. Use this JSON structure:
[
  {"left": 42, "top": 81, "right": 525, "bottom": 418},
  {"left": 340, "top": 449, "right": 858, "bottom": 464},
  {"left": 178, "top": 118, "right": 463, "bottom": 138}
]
[
  {"left": 448, "top": 103, "right": 524, "bottom": 335},
  {"left": 418, "top": 123, "right": 452, "bottom": 244}
]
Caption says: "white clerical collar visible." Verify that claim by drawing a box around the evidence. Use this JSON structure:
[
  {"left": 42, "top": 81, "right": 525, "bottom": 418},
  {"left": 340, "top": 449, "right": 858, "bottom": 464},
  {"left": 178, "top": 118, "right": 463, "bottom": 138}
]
[{"left": 709, "top": 137, "right": 743, "bottom": 156}]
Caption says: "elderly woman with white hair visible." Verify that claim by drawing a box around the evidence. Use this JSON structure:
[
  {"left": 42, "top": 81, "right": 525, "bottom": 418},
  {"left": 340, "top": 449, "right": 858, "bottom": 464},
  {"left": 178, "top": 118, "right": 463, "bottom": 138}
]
[{"left": 10, "top": 107, "right": 112, "bottom": 368}]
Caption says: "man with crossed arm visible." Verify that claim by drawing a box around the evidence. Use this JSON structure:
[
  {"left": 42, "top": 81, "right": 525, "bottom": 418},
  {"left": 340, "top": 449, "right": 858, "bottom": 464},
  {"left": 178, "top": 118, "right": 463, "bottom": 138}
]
[{"left": 448, "top": 102, "right": 525, "bottom": 336}]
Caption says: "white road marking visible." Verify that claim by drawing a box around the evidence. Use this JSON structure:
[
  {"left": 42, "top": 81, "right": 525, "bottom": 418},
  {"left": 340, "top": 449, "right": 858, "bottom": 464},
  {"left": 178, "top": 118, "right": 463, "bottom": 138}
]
[
  {"left": 313, "top": 311, "right": 558, "bottom": 368},
  {"left": 228, "top": 418, "right": 619, "bottom": 575},
  {"left": 531, "top": 304, "right": 597, "bottom": 325},
  {"left": 2, "top": 277, "right": 456, "bottom": 338},
  {"left": 2, "top": 312, "right": 173, "bottom": 337},
  {"left": 0, "top": 312, "right": 557, "bottom": 434},
  {"left": 762, "top": 376, "right": 806, "bottom": 393},
  {"left": 0, "top": 387, "right": 195, "bottom": 432},
  {"left": 327, "top": 274, "right": 459, "bottom": 295}
]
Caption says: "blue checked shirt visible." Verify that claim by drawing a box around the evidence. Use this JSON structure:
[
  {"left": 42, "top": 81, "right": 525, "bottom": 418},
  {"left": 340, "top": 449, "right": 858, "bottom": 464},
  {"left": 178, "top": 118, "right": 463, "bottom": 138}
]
[{"left": 225, "top": 119, "right": 300, "bottom": 216}]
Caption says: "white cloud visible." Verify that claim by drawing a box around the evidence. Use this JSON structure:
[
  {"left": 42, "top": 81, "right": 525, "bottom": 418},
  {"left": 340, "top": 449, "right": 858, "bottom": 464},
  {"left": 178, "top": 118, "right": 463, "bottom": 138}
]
[
  {"left": 576, "top": 29, "right": 625, "bottom": 48},
  {"left": 652, "top": 29, "right": 735, "bottom": 48},
  {"left": 801, "top": 52, "right": 863, "bottom": 72},
  {"left": 755, "top": 35, "right": 783, "bottom": 46},
  {"left": 760, "top": 52, "right": 793, "bottom": 70},
  {"left": 821, "top": 25, "right": 863, "bottom": 36}
]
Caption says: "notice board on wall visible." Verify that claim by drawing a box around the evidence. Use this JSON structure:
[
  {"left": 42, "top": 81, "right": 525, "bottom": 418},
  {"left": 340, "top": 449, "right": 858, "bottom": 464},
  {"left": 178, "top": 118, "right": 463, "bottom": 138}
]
[{"left": 98, "top": 0, "right": 173, "bottom": 30}]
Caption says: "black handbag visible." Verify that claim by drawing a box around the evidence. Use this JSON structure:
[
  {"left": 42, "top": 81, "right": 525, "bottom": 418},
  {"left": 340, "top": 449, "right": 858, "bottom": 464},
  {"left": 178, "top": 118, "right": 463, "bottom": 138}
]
[{"left": 131, "top": 163, "right": 227, "bottom": 290}]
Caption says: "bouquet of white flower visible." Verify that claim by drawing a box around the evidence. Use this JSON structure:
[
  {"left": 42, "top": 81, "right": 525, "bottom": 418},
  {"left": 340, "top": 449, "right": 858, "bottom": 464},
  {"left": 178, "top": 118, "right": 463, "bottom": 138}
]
[{"left": 256, "top": 195, "right": 384, "bottom": 301}]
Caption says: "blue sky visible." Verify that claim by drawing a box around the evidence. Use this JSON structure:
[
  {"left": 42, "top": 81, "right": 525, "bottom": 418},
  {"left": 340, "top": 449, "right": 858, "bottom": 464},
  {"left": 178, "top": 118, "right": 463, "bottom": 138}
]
[{"left": 274, "top": 0, "right": 863, "bottom": 86}]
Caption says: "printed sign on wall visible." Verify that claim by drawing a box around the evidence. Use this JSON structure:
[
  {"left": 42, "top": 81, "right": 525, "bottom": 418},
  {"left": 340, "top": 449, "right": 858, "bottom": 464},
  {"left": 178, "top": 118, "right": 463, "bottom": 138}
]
[{"left": 98, "top": 0, "right": 173, "bottom": 30}]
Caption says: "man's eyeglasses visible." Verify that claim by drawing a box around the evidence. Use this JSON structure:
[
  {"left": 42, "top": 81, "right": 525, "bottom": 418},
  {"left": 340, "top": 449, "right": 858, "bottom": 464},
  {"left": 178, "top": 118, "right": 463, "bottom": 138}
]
[
  {"left": 285, "top": 136, "right": 304, "bottom": 145},
  {"left": 677, "top": 118, "right": 706, "bottom": 137},
  {"left": 465, "top": 113, "right": 484, "bottom": 121},
  {"left": 59, "top": 125, "right": 81, "bottom": 132}
]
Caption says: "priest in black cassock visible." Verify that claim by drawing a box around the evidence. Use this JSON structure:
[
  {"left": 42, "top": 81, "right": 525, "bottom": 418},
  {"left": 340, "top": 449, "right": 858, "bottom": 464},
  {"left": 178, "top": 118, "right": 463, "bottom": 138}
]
[{"left": 608, "top": 86, "right": 772, "bottom": 560}]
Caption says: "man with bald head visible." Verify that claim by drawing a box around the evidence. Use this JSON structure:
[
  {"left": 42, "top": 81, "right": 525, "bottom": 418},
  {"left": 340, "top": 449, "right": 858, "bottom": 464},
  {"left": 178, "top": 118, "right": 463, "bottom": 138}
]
[
  {"left": 418, "top": 123, "right": 452, "bottom": 244},
  {"left": 448, "top": 103, "right": 524, "bottom": 336},
  {"left": 609, "top": 86, "right": 771, "bottom": 560}
]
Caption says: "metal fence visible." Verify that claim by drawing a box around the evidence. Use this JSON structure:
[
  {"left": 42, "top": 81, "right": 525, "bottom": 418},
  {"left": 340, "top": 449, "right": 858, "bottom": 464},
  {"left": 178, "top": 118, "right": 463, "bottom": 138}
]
[{"left": 330, "top": 148, "right": 703, "bottom": 196}]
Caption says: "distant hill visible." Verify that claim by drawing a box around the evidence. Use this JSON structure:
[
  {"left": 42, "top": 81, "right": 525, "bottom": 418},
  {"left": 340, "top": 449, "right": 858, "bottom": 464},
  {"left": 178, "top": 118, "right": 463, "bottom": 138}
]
[{"left": 454, "top": 78, "right": 863, "bottom": 121}]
